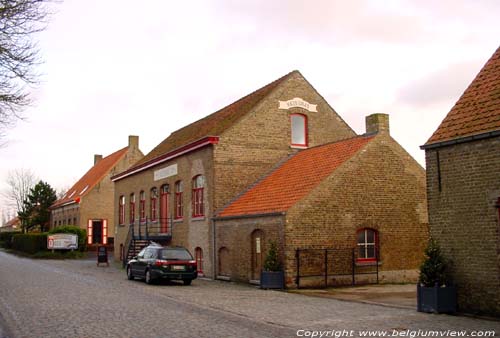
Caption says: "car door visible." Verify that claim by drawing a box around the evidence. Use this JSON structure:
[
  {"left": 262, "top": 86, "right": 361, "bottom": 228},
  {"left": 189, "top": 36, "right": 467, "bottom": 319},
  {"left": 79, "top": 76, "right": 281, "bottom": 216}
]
[
  {"left": 132, "top": 248, "right": 147, "bottom": 275},
  {"left": 139, "top": 248, "right": 157, "bottom": 276}
]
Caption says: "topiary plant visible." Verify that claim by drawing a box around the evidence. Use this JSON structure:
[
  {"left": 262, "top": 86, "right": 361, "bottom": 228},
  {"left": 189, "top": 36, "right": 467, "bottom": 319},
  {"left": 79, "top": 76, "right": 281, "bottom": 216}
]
[
  {"left": 419, "top": 238, "right": 447, "bottom": 287},
  {"left": 263, "top": 240, "right": 282, "bottom": 272}
]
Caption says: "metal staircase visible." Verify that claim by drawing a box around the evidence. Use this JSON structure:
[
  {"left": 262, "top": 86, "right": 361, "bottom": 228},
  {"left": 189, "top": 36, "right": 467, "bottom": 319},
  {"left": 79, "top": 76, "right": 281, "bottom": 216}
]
[{"left": 122, "top": 217, "right": 172, "bottom": 267}]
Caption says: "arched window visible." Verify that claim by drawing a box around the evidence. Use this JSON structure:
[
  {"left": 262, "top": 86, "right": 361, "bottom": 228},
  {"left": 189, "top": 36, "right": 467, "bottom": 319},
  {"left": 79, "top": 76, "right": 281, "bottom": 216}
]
[
  {"left": 129, "top": 193, "right": 135, "bottom": 224},
  {"left": 118, "top": 195, "right": 125, "bottom": 225},
  {"left": 175, "top": 180, "right": 183, "bottom": 219},
  {"left": 290, "top": 113, "right": 308, "bottom": 147},
  {"left": 192, "top": 175, "right": 205, "bottom": 217},
  {"left": 150, "top": 187, "right": 158, "bottom": 222},
  {"left": 356, "top": 228, "right": 378, "bottom": 262},
  {"left": 139, "top": 191, "right": 146, "bottom": 222},
  {"left": 195, "top": 247, "right": 203, "bottom": 275}
]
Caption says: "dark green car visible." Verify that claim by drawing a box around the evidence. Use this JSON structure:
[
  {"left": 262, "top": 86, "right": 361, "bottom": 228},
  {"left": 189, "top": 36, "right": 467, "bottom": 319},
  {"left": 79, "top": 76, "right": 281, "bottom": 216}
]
[{"left": 126, "top": 243, "right": 197, "bottom": 285}]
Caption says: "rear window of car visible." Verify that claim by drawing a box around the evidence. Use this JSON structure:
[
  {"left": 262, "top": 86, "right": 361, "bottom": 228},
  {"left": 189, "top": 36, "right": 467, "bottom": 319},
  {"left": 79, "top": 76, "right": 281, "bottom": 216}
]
[{"left": 160, "top": 249, "right": 193, "bottom": 260}]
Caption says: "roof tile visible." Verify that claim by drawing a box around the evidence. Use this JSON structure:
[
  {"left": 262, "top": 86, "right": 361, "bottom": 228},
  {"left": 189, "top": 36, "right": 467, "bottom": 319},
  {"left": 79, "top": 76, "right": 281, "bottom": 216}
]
[
  {"left": 426, "top": 46, "right": 500, "bottom": 145},
  {"left": 218, "top": 135, "right": 374, "bottom": 217}
]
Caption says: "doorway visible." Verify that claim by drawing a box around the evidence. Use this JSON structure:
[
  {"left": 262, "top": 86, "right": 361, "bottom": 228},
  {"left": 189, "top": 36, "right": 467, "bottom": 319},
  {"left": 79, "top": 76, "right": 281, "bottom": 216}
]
[
  {"left": 160, "top": 185, "right": 169, "bottom": 233},
  {"left": 251, "top": 230, "right": 264, "bottom": 281},
  {"left": 92, "top": 220, "right": 103, "bottom": 244}
]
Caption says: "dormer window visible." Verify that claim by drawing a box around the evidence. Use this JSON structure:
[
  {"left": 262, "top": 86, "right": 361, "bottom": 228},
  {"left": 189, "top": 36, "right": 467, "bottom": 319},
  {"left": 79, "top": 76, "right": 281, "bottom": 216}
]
[{"left": 291, "top": 113, "right": 308, "bottom": 147}]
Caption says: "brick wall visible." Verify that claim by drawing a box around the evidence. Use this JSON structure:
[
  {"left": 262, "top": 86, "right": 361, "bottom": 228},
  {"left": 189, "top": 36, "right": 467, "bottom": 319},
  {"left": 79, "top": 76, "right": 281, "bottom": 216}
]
[
  {"left": 214, "top": 215, "right": 285, "bottom": 282},
  {"left": 114, "top": 146, "right": 215, "bottom": 277},
  {"left": 285, "top": 133, "right": 428, "bottom": 287},
  {"left": 425, "top": 136, "right": 500, "bottom": 316},
  {"left": 213, "top": 71, "right": 356, "bottom": 211}
]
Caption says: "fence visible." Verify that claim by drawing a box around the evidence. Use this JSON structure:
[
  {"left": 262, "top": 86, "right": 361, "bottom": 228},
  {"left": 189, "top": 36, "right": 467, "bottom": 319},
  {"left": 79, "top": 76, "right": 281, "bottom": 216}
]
[{"left": 295, "top": 247, "right": 379, "bottom": 288}]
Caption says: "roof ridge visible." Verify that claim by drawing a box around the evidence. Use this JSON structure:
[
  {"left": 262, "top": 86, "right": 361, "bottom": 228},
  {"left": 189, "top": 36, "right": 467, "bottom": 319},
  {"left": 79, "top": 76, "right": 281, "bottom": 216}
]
[{"left": 171, "top": 70, "right": 298, "bottom": 137}]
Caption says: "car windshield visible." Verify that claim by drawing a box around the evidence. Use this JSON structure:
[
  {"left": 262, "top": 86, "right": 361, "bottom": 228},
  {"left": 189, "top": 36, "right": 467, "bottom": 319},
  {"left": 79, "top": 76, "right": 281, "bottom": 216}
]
[{"left": 160, "top": 249, "right": 193, "bottom": 260}]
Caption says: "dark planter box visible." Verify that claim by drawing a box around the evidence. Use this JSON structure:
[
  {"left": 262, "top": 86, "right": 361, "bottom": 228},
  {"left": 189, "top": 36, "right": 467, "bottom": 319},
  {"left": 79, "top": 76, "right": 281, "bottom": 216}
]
[
  {"left": 260, "top": 271, "right": 284, "bottom": 289},
  {"left": 417, "top": 284, "right": 456, "bottom": 313}
]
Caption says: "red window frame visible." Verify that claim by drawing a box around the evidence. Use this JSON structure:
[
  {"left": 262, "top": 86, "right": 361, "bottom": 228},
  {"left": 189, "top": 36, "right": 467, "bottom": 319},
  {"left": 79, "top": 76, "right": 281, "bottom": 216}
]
[
  {"left": 192, "top": 175, "right": 204, "bottom": 217},
  {"left": 129, "top": 193, "right": 135, "bottom": 224},
  {"left": 356, "top": 228, "right": 378, "bottom": 262},
  {"left": 290, "top": 113, "right": 308, "bottom": 147},
  {"left": 195, "top": 247, "right": 203, "bottom": 274},
  {"left": 150, "top": 187, "right": 158, "bottom": 222},
  {"left": 118, "top": 195, "right": 125, "bottom": 225},
  {"left": 139, "top": 191, "right": 146, "bottom": 222},
  {"left": 175, "top": 180, "right": 183, "bottom": 219}
]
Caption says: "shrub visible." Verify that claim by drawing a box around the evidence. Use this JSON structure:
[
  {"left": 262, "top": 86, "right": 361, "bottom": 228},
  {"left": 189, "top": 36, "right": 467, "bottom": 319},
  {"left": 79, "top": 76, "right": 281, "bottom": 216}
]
[
  {"left": 419, "top": 238, "right": 447, "bottom": 287},
  {"left": 12, "top": 233, "right": 48, "bottom": 254},
  {"left": 48, "top": 226, "right": 87, "bottom": 251},
  {"left": 0, "top": 232, "right": 19, "bottom": 249},
  {"left": 263, "top": 240, "right": 282, "bottom": 272}
]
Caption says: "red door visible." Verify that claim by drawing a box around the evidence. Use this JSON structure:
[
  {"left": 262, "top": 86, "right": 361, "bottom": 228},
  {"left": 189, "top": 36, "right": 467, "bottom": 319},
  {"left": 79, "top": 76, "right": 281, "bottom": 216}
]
[{"left": 160, "top": 187, "right": 169, "bottom": 233}]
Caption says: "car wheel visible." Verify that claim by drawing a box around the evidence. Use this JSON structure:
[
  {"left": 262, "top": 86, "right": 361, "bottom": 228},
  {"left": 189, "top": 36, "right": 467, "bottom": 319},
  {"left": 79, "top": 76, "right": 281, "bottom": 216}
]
[
  {"left": 145, "top": 269, "right": 154, "bottom": 285},
  {"left": 127, "top": 266, "right": 134, "bottom": 280},
  {"left": 183, "top": 279, "right": 192, "bottom": 286}
]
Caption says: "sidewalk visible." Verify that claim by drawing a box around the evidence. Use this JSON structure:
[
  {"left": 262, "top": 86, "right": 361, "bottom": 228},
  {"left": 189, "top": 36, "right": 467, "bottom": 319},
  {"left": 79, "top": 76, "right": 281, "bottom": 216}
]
[{"left": 289, "top": 284, "right": 417, "bottom": 309}]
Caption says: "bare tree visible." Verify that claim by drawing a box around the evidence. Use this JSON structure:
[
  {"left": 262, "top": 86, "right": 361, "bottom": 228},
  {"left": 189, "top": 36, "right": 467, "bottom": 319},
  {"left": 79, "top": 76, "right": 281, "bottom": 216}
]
[
  {"left": 3, "top": 168, "right": 37, "bottom": 214},
  {"left": 0, "top": 0, "right": 53, "bottom": 141}
]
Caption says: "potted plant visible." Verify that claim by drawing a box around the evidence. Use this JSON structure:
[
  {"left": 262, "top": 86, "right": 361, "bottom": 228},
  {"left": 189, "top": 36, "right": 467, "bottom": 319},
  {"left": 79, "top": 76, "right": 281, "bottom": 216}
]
[
  {"left": 260, "top": 240, "right": 284, "bottom": 289},
  {"left": 417, "top": 238, "right": 456, "bottom": 313}
]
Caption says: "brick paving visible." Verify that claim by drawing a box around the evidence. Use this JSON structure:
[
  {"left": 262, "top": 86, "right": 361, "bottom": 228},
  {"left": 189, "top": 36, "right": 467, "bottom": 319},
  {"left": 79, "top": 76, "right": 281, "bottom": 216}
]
[{"left": 0, "top": 251, "right": 499, "bottom": 338}]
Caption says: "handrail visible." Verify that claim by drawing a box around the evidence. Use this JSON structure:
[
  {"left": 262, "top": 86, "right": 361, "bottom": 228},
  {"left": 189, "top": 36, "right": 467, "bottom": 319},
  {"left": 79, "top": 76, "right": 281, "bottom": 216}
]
[{"left": 122, "top": 223, "right": 134, "bottom": 267}]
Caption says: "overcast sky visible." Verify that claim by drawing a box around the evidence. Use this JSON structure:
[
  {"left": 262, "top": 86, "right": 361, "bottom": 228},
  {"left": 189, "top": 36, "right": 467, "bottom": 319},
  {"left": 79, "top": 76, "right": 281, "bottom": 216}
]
[{"left": 1, "top": 0, "right": 499, "bottom": 218}]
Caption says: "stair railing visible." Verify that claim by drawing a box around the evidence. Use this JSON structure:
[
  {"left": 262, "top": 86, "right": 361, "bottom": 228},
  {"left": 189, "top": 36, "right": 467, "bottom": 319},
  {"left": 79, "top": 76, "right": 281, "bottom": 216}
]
[{"left": 123, "top": 222, "right": 134, "bottom": 268}]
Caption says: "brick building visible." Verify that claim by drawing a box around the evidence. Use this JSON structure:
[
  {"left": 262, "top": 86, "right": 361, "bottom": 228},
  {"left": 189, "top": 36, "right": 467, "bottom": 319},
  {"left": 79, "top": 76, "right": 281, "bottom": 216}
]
[
  {"left": 215, "top": 114, "right": 428, "bottom": 287},
  {"left": 421, "top": 46, "right": 500, "bottom": 316},
  {"left": 112, "top": 70, "right": 427, "bottom": 283},
  {"left": 51, "top": 136, "right": 143, "bottom": 248}
]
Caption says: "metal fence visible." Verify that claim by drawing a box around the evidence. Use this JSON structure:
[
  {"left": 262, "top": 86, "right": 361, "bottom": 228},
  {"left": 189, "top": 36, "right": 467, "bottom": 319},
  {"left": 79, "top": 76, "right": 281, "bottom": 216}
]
[{"left": 295, "top": 248, "right": 379, "bottom": 288}]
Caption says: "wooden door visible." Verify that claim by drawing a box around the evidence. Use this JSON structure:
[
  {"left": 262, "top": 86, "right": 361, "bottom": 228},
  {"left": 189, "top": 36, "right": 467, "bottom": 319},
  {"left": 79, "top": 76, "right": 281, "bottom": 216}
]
[{"left": 160, "top": 186, "right": 169, "bottom": 233}]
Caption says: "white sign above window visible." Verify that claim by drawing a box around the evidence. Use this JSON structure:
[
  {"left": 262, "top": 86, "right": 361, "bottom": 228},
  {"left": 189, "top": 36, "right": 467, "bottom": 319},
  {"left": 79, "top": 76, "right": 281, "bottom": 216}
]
[
  {"left": 278, "top": 97, "right": 317, "bottom": 112},
  {"left": 154, "top": 164, "right": 178, "bottom": 181}
]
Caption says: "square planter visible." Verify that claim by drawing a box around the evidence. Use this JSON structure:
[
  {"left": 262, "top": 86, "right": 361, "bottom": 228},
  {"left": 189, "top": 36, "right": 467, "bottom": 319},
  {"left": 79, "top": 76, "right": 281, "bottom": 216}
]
[
  {"left": 260, "top": 271, "right": 284, "bottom": 289},
  {"left": 417, "top": 284, "right": 456, "bottom": 313}
]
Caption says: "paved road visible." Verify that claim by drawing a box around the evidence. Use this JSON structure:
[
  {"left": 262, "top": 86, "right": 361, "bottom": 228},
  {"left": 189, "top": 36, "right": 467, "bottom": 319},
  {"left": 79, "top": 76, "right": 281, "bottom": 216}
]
[{"left": 0, "top": 251, "right": 499, "bottom": 338}]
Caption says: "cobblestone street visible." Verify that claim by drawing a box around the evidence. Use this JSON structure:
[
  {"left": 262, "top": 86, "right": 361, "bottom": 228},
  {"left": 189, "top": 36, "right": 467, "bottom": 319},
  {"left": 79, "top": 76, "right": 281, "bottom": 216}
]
[{"left": 0, "top": 251, "right": 498, "bottom": 338}]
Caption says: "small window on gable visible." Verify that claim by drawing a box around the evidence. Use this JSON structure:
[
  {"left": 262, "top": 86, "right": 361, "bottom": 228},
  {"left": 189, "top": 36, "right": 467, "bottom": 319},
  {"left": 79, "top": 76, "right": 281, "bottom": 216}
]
[
  {"left": 291, "top": 113, "right": 308, "bottom": 147},
  {"left": 356, "top": 228, "right": 378, "bottom": 262}
]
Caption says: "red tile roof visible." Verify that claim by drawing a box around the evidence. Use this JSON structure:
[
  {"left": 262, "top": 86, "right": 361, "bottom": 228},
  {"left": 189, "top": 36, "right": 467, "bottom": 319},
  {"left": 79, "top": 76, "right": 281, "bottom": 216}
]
[
  {"left": 426, "top": 46, "right": 500, "bottom": 145},
  {"left": 218, "top": 136, "right": 375, "bottom": 218},
  {"left": 4, "top": 217, "right": 19, "bottom": 228},
  {"left": 51, "top": 147, "right": 128, "bottom": 208},
  {"left": 131, "top": 70, "right": 298, "bottom": 169}
]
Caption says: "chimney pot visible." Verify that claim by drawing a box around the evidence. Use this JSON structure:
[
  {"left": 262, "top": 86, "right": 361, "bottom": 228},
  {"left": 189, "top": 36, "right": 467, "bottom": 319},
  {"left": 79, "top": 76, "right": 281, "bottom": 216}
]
[{"left": 366, "top": 113, "right": 390, "bottom": 135}]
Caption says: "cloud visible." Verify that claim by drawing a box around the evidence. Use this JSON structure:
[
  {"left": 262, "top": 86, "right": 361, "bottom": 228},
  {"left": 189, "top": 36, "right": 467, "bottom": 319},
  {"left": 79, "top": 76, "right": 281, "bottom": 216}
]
[{"left": 396, "top": 61, "right": 482, "bottom": 107}]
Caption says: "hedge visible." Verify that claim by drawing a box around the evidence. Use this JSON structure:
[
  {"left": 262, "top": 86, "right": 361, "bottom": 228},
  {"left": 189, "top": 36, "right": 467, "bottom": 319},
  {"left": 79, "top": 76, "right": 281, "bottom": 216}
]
[
  {"left": 0, "top": 232, "right": 19, "bottom": 249},
  {"left": 48, "top": 226, "right": 87, "bottom": 251},
  {"left": 12, "top": 233, "right": 48, "bottom": 254}
]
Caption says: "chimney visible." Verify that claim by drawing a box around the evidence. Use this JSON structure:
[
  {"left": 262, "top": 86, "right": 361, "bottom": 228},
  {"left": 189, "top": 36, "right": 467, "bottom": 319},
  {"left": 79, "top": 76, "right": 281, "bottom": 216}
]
[
  {"left": 94, "top": 154, "right": 103, "bottom": 165},
  {"left": 366, "top": 113, "right": 390, "bottom": 135},
  {"left": 128, "top": 135, "right": 139, "bottom": 149}
]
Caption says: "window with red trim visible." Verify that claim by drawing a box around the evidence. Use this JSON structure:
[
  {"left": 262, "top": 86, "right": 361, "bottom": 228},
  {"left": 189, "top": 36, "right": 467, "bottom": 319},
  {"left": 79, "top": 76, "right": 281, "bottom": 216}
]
[
  {"left": 192, "top": 175, "right": 205, "bottom": 217},
  {"left": 150, "top": 187, "right": 158, "bottom": 222},
  {"left": 118, "top": 195, "right": 125, "bottom": 225},
  {"left": 356, "top": 228, "right": 378, "bottom": 262},
  {"left": 290, "top": 113, "right": 308, "bottom": 147},
  {"left": 175, "top": 180, "right": 183, "bottom": 219},
  {"left": 129, "top": 193, "right": 135, "bottom": 224},
  {"left": 139, "top": 191, "right": 146, "bottom": 222},
  {"left": 195, "top": 247, "right": 203, "bottom": 274}
]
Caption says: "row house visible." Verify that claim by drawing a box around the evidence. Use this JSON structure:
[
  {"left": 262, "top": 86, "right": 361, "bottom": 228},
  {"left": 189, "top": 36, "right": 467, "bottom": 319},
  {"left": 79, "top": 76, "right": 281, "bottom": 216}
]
[{"left": 50, "top": 136, "right": 143, "bottom": 248}]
